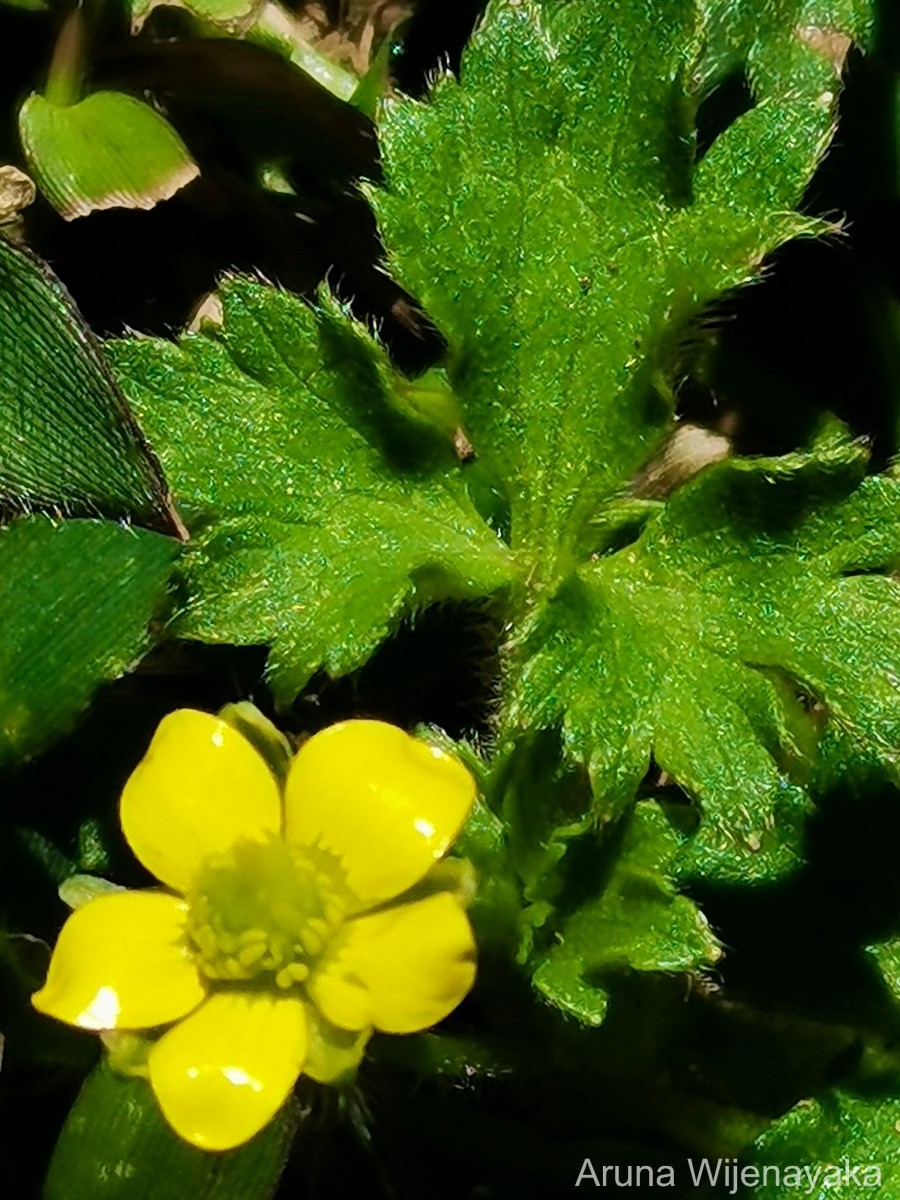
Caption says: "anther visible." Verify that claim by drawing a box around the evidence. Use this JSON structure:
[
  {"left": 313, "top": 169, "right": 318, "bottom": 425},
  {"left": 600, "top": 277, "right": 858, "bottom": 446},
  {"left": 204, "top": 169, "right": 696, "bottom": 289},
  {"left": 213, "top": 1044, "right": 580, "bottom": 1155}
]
[{"left": 237, "top": 941, "right": 267, "bottom": 968}]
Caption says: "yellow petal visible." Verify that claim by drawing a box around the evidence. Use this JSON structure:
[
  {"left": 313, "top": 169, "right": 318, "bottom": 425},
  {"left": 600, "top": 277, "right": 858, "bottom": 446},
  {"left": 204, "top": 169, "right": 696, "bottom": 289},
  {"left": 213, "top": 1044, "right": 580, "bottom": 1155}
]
[
  {"left": 121, "top": 709, "right": 282, "bottom": 893},
  {"left": 303, "top": 1000, "right": 371, "bottom": 1085},
  {"left": 307, "top": 892, "right": 476, "bottom": 1034},
  {"left": 32, "top": 891, "right": 205, "bottom": 1031},
  {"left": 285, "top": 721, "right": 475, "bottom": 907},
  {"left": 149, "top": 990, "right": 307, "bottom": 1151}
]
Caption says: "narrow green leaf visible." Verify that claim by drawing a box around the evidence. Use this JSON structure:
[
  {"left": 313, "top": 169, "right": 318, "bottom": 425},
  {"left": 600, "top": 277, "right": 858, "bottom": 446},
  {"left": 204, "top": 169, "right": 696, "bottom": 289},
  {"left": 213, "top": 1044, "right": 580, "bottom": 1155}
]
[
  {"left": 44, "top": 1061, "right": 298, "bottom": 1200},
  {"left": 0, "top": 237, "right": 183, "bottom": 533},
  {"left": 19, "top": 91, "right": 199, "bottom": 220},
  {"left": 0, "top": 518, "right": 178, "bottom": 766}
]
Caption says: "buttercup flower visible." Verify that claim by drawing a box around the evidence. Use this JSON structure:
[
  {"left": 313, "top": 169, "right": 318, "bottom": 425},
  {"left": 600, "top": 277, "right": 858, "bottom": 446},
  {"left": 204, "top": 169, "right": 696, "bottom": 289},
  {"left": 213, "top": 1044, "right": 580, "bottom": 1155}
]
[{"left": 33, "top": 710, "right": 477, "bottom": 1150}]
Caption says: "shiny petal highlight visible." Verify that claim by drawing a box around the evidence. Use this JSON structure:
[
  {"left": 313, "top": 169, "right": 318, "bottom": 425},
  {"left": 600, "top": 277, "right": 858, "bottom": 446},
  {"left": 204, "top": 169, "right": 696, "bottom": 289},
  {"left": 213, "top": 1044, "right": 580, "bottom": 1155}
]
[
  {"left": 121, "top": 709, "right": 282, "bottom": 894},
  {"left": 285, "top": 721, "right": 475, "bottom": 908},
  {"left": 32, "top": 891, "right": 205, "bottom": 1031},
  {"left": 148, "top": 990, "right": 307, "bottom": 1150}
]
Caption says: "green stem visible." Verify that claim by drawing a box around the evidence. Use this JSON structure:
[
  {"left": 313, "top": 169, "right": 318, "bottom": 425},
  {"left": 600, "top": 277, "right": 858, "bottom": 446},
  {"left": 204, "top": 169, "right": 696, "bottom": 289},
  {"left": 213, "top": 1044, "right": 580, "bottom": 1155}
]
[
  {"left": 370, "top": 1030, "right": 533, "bottom": 1079},
  {"left": 45, "top": 9, "right": 86, "bottom": 108},
  {"left": 250, "top": 1, "right": 357, "bottom": 100}
]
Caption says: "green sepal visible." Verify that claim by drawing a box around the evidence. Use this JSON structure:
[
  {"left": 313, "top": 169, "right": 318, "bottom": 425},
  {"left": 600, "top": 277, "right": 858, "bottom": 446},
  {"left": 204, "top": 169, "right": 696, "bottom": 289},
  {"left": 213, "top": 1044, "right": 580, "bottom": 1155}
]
[
  {"left": 218, "top": 701, "right": 293, "bottom": 785},
  {"left": 59, "top": 875, "right": 124, "bottom": 910},
  {"left": 101, "top": 1030, "right": 153, "bottom": 1080},
  {"left": 304, "top": 1004, "right": 370, "bottom": 1085}
]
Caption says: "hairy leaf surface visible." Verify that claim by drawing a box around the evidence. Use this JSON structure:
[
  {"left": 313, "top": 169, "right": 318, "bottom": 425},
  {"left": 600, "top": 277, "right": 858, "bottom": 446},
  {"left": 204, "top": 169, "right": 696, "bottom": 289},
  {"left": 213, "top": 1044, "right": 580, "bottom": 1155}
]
[
  {"left": 508, "top": 436, "right": 900, "bottom": 879},
  {"left": 376, "top": 0, "right": 843, "bottom": 577},
  {"left": 110, "top": 281, "right": 516, "bottom": 701},
  {"left": 106, "top": 0, "right": 886, "bottom": 888},
  {"left": 750, "top": 1088, "right": 900, "bottom": 1194},
  {"left": 531, "top": 802, "right": 721, "bottom": 1024}
]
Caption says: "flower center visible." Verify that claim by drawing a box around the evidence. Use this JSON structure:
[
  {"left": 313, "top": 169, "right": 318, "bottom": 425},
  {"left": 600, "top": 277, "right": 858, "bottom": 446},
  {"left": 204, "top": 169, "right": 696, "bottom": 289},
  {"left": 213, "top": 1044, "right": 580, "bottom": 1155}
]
[{"left": 186, "top": 837, "right": 348, "bottom": 990}]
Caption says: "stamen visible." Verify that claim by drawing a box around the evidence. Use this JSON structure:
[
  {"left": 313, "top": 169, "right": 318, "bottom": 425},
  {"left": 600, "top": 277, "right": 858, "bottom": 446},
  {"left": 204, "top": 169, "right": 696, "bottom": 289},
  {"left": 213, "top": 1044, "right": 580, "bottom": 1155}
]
[{"left": 186, "top": 837, "right": 349, "bottom": 990}]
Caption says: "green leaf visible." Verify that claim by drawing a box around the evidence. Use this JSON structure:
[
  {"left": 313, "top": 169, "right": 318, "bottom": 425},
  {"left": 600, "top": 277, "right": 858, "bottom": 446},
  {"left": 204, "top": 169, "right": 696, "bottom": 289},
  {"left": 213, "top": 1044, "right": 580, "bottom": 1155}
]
[
  {"left": 532, "top": 802, "right": 721, "bottom": 1026},
  {"left": 0, "top": 518, "right": 178, "bottom": 767},
  {"left": 701, "top": 0, "right": 873, "bottom": 94},
  {"left": 375, "top": 0, "right": 840, "bottom": 579},
  {"left": 43, "top": 1061, "right": 298, "bottom": 1200},
  {"left": 749, "top": 1088, "right": 900, "bottom": 1195},
  {"left": 19, "top": 91, "right": 199, "bottom": 220},
  {"left": 108, "top": 281, "right": 516, "bottom": 702},
  {"left": 507, "top": 434, "right": 900, "bottom": 881},
  {"left": 0, "top": 237, "right": 183, "bottom": 533},
  {"left": 490, "top": 730, "right": 594, "bottom": 930},
  {"left": 103, "top": 0, "right": 878, "bottom": 889},
  {"left": 867, "top": 937, "right": 900, "bottom": 1006}
]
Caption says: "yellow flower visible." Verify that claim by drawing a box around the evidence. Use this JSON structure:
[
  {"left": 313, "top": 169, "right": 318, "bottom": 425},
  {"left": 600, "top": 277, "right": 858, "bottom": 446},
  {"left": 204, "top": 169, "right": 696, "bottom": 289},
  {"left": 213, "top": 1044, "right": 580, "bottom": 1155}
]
[{"left": 33, "top": 710, "right": 477, "bottom": 1151}]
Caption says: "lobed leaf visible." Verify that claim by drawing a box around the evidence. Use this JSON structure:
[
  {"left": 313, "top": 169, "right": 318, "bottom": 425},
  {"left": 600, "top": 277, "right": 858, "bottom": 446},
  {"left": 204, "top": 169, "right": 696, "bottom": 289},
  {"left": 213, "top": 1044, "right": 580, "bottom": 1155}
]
[
  {"left": 109, "top": 281, "right": 517, "bottom": 703},
  {"left": 507, "top": 434, "right": 900, "bottom": 881},
  {"left": 701, "top": 0, "right": 873, "bottom": 94},
  {"left": 104, "top": 0, "right": 886, "bottom": 897},
  {"left": 375, "top": 0, "right": 843, "bottom": 577},
  {"left": 749, "top": 1088, "right": 900, "bottom": 1195},
  {"left": 532, "top": 802, "right": 721, "bottom": 1025}
]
